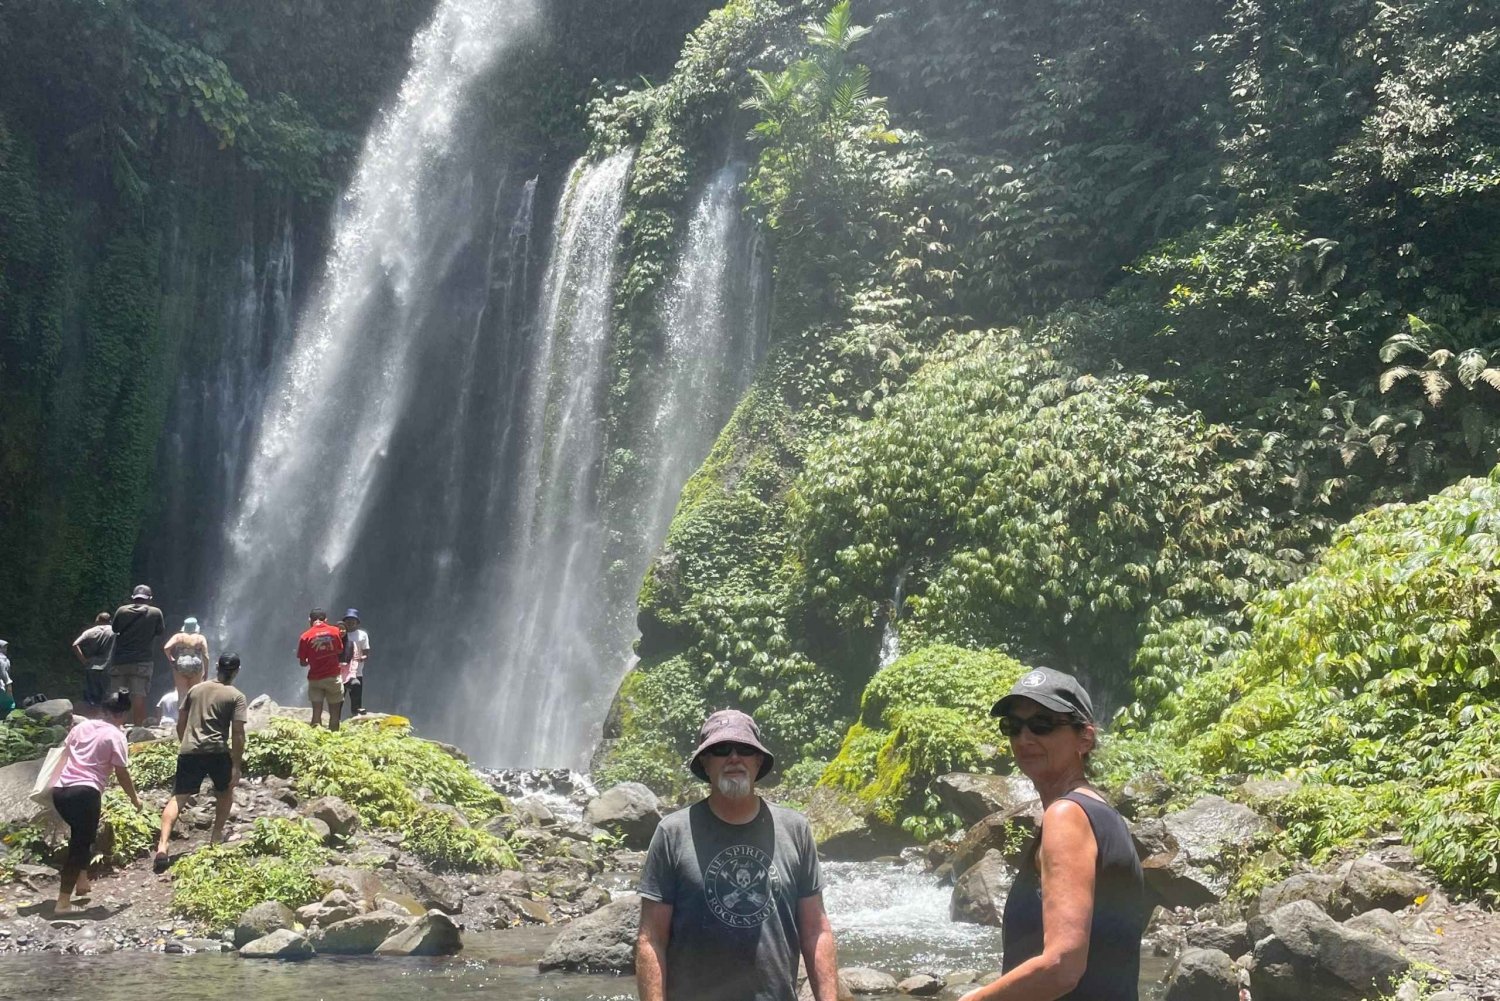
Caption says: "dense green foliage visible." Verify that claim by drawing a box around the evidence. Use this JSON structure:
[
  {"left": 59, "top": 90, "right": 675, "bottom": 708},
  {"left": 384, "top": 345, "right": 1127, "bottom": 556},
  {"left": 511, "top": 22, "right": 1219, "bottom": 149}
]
[
  {"left": 0, "top": 711, "right": 63, "bottom": 768},
  {"left": 171, "top": 817, "right": 331, "bottom": 926},
  {"left": 822, "top": 645, "right": 1024, "bottom": 839}
]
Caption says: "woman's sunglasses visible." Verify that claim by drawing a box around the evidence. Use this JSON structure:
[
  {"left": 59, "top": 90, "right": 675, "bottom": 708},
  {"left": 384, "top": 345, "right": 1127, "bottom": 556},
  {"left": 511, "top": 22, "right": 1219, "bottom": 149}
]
[
  {"left": 705, "top": 742, "right": 763, "bottom": 758},
  {"left": 999, "top": 714, "right": 1081, "bottom": 738}
]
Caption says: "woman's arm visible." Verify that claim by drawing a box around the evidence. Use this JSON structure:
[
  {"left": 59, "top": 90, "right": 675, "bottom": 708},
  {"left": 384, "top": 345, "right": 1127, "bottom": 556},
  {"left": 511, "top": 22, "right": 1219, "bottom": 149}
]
[
  {"left": 961, "top": 799, "right": 1098, "bottom": 1001},
  {"left": 114, "top": 765, "right": 143, "bottom": 812}
]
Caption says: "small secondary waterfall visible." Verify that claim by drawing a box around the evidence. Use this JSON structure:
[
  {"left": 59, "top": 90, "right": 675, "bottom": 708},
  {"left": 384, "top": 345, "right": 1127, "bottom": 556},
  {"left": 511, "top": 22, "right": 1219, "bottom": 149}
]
[{"left": 209, "top": 0, "right": 539, "bottom": 687}]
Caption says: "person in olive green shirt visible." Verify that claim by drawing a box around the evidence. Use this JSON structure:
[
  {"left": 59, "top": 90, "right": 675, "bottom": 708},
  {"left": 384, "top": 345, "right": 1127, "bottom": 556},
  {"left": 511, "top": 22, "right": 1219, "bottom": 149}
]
[{"left": 152, "top": 653, "right": 247, "bottom": 872}]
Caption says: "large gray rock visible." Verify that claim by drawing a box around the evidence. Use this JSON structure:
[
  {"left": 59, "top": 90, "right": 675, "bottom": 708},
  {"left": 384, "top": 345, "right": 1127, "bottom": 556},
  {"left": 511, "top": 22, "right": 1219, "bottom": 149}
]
[
  {"left": 233, "top": 900, "right": 297, "bottom": 948},
  {"left": 1256, "top": 872, "right": 1350, "bottom": 920},
  {"left": 395, "top": 869, "right": 464, "bottom": 914},
  {"left": 302, "top": 796, "right": 360, "bottom": 840},
  {"left": 806, "top": 785, "right": 916, "bottom": 861},
  {"left": 1343, "top": 908, "right": 1404, "bottom": 943},
  {"left": 950, "top": 803, "right": 1041, "bottom": 880},
  {"left": 1165, "top": 948, "right": 1239, "bottom": 1001},
  {"left": 931, "top": 773, "right": 1038, "bottom": 827},
  {"left": 839, "top": 966, "right": 899, "bottom": 993},
  {"left": 1184, "top": 920, "right": 1251, "bottom": 958},
  {"left": 375, "top": 909, "right": 463, "bottom": 956},
  {"left": 538, "top": 893, "right": 641, "bottom": 972},
  {"left": 950, "top": 849, "right": 1008, "bottom": 926},
  {"left": 896, "top": 973, "right": 944, "bottom": 995},
  {"left": 311, "top": 912, "right": 412, "bottom": 954},
  {"left": 23, "top": 699, "right": 73, "bottom": 726},
  {"left": 1335, "top": 858, "right": 1430, "bottom": 916},
  {"left": 0, "top": 756, "right": 51, "bottom": 827},
  {"left": 238, "top": 928, "right": 313, "bottom": 959},
  {"left": 1139, "top": 795, "right": 1277, "bottom": 906},
  {"left": 1248, "top": 900, "right": 1410, "bottom": 1001},
  {"left": 582, "top": 783, "right": 663, "bottom": 849},
  {"left": 1116, "top": 771, "right": 1174, "bottom": 818}
]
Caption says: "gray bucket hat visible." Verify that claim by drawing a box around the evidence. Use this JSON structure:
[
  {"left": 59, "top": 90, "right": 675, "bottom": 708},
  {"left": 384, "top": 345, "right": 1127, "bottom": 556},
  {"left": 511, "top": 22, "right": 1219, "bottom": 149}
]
[
  {"left": 991, "top": 667, "right": 1096, "bottom": 721},
  {"left": 689, "top": 709, "right": 775, "bottom": 781}
]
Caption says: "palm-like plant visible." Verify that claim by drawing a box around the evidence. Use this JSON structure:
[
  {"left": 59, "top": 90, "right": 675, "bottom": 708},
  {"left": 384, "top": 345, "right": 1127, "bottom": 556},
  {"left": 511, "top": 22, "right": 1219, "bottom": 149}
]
[{"left": 1379, "top": 315, "right": 1500, "bottom": 457}]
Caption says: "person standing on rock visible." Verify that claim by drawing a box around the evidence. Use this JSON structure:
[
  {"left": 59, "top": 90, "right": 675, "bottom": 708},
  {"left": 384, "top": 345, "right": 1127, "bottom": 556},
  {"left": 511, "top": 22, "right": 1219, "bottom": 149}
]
[
  {"left": 109, "top": 584, "right": 164, "bottom": 726},
  {"left": 153, "top": 653, "right": 247, "bottom": 873},
  {"left": 298, "top": 608, "right": 345, "bottom": 731},
  {"left": 0, "top": 638, "right": 13, "bottom": 714},
  {"left": 636, "top": 708, "right": 840, "bottom": 1001},
  {"left": 340, "top": 608, "right": 370, "bottom": 716},
  {"left": 71, "top": 611, "right": 115, "bottom": 709},
  {"left": 162, "top": 616, "right": 210, "bottom": 703},
  {"left": 51, "top": 688, "right": 143, "bottom": 915},
  {"left": 959, "top": 668, "right": 1147, "bottom": 1001}
]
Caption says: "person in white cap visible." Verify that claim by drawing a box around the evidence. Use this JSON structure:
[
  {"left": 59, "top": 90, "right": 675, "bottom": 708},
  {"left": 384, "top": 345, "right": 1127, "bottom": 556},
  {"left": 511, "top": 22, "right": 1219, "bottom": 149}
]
[
  {"left": 109, "top": 585, "right": 164, "bottom": 726},
  {"left": 636, "top": 708, "right": 839, "bottom": 1001}
]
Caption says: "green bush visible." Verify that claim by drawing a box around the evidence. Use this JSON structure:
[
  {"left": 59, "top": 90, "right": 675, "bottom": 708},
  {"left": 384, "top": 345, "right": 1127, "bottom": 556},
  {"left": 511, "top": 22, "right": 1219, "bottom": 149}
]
[
  {"left": 128, "top": 739, "right": 179, "bottom": 789},
  {"left": 98, "top": 789, "right": 157, "bottom": 867},
  {"left": 172, "top": 817, "right": 329, "bottom": 926},
  {"left": 823, "top": 645, "right": 1026, "bottom": 837},
  {"left": 0, "top": 712, "right": 63, "bottom": 768},
  {"left": 403, "top": 808, "right": 517, "bottom": 872}
]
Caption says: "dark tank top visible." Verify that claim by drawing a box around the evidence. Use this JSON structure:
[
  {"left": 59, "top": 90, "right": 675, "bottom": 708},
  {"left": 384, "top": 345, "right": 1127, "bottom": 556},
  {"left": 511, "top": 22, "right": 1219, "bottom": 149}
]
[{"left": 1001, "top": 791, "right": 1147, "bottom": 1001}]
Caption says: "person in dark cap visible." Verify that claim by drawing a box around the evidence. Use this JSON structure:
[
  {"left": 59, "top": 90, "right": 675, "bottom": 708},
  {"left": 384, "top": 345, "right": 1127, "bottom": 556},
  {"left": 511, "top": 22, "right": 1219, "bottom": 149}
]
[
  {"left": 109, "top": 585, "right": 164, "bottom": 726},
  {"left": 960, "top": 668, "right": 1147, "bottom": 1001},
  {"left": 636, "top": 708, "right": 839, "bottom": 1001}
]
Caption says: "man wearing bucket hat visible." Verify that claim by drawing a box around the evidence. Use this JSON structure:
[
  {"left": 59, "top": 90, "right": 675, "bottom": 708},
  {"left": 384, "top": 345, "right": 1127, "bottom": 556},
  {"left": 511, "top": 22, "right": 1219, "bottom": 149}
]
[
  {"left": 109, "top": 585, "right": 164, "bottom": 726},
  {"left": 636, "top": 709, "right": 839, "bottom": 1001}
]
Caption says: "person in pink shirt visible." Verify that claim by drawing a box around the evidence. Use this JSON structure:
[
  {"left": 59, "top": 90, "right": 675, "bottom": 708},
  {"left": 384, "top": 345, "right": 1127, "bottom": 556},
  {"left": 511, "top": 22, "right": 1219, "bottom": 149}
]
[{"left": 51, "top": 688, "right": 142, "bottom": 915}]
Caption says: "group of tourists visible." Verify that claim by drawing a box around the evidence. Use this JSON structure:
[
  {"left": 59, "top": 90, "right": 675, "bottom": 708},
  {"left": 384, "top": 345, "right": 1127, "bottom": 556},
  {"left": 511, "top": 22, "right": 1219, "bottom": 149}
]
[
  {"left": 35, "top": 586, "right": 375, "bottom": 917},
  {"left": 639, "top": 668, "right": 1147, "bottom": 1001}
]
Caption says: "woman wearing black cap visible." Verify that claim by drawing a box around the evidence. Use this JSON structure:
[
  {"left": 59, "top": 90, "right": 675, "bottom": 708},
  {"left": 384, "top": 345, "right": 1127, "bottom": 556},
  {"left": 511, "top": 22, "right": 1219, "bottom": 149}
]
[{"left": 961, "top": 668, "right": 1147, "bottom": 1001}]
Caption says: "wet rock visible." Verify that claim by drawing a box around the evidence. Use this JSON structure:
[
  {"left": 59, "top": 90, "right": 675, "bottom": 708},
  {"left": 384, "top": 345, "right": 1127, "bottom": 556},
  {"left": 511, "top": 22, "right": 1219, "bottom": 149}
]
[
  {"left": 1334, "top": 858, "right": 1430, "bottom": 916},
  {"left": 1138, "top": 796, "right": 1277, "bottom": 907},
  {"left": 946, "top": 970, "right": 978, "bottom": 986},
  {"left": 509, "top": 896, "right": 554, "bottom": 924},
  {"left": 180, "top": 938, "right": 230, "bottom": 953},
  {"left": 311, "top": 912, "right": 412, "bottom": 954},
  {"left": 24, "top": 699, "right": 73, "bottom": 726},
  {"left": 840, "top": 966, "right": 899, "bottom": 993},
  {"left": 238, "top": 928, "right": 313, "bottom": 959},
  {"left": 582, "top": 783, "right": 662, "bottom": 849},
  {"left": 1248, "top": 900, "right": 1410, "bottom": 1001},
  {"left": 931, "top": 773, "right": 1038, "bottom": 827},
  {"left": 1256, "top": 873, "right": 1350, "bottom": 920},
  {"left": 233, "top": 901, "right": 296, "bottom": 948},
  {"left": 950, "top": 849, "right": 1008, "bottom": 926},
  {"left": 375, "top": 909, "right": 463, "bottom": 956},
  {"left": 515, "top": 796, "right": 556, "bottom": 827},
  {"left": 1184, "top": 921, "right": 1250, "bottom": 958},
  {"left": 302, "top": 796, "right": 359, "bottom": 841},
  {"left": 797, "top": 972, "right": 855, "bottom": 1001},
  {"left": 806, "top": 785, "right": 916, "bottom": 861},
  {"left": 950, "top": 805, "right": 1039, "bottom": 880},
  {"left": 896, "top": 973, "right": 944, "bottom": 995},
  {"left": 395, "top": 870, "right": 463, "bottom": 914},
  {"left": 537, "top": 893, "right": 640, "bottom": 972},
  {"left": 1165, "top": 948, "right": 1239, "bottom": 1001}
]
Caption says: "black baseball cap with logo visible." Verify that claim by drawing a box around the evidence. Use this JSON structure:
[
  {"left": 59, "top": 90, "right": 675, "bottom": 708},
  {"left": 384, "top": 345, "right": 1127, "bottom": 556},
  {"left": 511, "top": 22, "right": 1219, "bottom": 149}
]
[{"left": 991, "top": 666, "right": 1096, "bottom": 721}]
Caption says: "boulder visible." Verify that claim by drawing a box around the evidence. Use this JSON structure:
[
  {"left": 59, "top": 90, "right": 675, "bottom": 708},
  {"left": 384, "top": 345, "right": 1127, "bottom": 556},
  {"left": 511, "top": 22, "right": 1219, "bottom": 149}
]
[
  {"left": 1116, "top": 771, "right": 1174, "bottom": 818},
  {"left": 395, "top": 870, "right": 464, "bottom": 915},
  {"left": 233, "top": 901, "right": 296, "bottom": 948},
  {"left": 1139, "top": 796, "right": 1277, "bottom": 906},
  {"left": 1165, "top": 948, "right": 1239, "bottom": 1001},
  {"left": 1334, "top": 858, "right": 1430, "bottom": 915},
  {"left": 806, "top": 785, "right": 916, "bottom": 861},
  {"left": 238, "top": 928, "right": 314, "bottom": 959},
  {"left": 1343, "top": 909, "right": 1404, "bottom": 943},
  {"left": 1184, "top": 921, "right": 1251, "bottom": 958},
  {"left": 515, "top": 796, "right": 556, "bottom": 827},
  {"left": 311, "top": 912, "right": 412, "bottom": 954},
  {"left": 797, "top": 972, "right": 856, "bottom": 1001},
  {"left": 896, "top": 973, "right": 944, "bottom": 995},
  {"left": 302, "top": 796, "right": 359, "bottom": 840},
  {"left": 1256, "top": 873, "right": 1350, "bottom": 920},
  {"left": 582, "top": 783, "right": 662, "bottom": 849},
  {"left": 0, "top": 757, "right": 51, "bottom": 827},
  {"left": 375, "top": 909, "right": 463, "bottom": 956},
  {"left": 296, "top": 890, "right": 358, "bottom": 927},
  {"left": 1248, "top": 900, "right": 1410, "bottom": 1001},
  {"left": 950, "top": 805, "right": 1039, "bottom": 880},
  {"left": 484, "top": 813, "right": 520, "bottom": 839},
  {"left": 1232, "top": 779, "right": 1303, "bottom": 809},
  {"left": 537, "top": 893, "right": 641, "bottom": 972},
  {"left": 950, "top": 849, "right": 1008, "bottom": 926},
  {"left": 931, "top": 773, "right": 1039, "bottom": 827},
  {"left": 840, "top": 967, "right": 900, "bottom": 993},
  {"left": 23, "top": 699, "right": 73, "bottom": 726},
  {"left": 301, "top": 818, "right": 334, "bottom": 846}
]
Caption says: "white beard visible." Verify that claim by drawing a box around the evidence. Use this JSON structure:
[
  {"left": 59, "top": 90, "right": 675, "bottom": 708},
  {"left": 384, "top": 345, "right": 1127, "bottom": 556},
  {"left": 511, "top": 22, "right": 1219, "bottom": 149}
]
[{"left": 716, "top": 774, "right": 753, "bottom": 798}]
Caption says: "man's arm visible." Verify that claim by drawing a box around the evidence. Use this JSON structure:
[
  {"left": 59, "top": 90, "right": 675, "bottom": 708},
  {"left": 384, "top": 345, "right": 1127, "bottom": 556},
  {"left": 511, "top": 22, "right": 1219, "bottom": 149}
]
[
  {"left": 636, "top": 898, "right": 672, "bottom": 1001},
  {"left": 73, "top": 636, "right": 88, "bottom": 665},
  {"left": 230, "top": 719, "right": 245, "bottom": 786},
  {"left": 798, "top": 893, "right": 839, "bottom": 1001},
  {"left": 176, "top": 693, "right": 189, "bottom": 741}
]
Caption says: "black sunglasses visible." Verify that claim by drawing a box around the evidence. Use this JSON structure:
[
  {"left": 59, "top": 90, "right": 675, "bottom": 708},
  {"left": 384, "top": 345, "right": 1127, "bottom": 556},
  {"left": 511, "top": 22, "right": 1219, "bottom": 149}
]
[
  {"left": 705, "top": 742, "right": 763, "bottom": 758},
  {"left": 999, "top": 714, "right": 1081, "bottom": 738}
]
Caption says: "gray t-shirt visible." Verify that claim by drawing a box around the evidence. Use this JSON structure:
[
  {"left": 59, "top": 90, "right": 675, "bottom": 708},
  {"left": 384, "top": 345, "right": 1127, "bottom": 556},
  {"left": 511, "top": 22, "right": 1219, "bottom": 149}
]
[{"left": 638, "top": 799, "right": 823, "bottom": 1001}]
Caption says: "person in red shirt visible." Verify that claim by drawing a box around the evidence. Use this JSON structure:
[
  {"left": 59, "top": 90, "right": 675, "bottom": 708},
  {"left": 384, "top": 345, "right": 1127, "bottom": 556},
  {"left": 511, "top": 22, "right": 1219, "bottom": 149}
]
[{"left": 297, "top": 608, "right": 346, "bottom": 731}]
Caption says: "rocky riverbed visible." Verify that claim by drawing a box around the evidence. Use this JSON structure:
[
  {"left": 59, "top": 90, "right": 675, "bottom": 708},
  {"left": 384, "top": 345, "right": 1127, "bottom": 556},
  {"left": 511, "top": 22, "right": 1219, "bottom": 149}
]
[{"left": 2, "top": 701, "right": 1497, "bottom": 1001}]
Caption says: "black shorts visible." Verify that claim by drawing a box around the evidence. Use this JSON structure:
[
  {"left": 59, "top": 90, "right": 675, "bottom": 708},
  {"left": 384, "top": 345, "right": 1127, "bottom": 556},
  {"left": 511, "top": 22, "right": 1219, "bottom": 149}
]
[{"left": 173, "top": 752, "right": 233, "bottom": 795}]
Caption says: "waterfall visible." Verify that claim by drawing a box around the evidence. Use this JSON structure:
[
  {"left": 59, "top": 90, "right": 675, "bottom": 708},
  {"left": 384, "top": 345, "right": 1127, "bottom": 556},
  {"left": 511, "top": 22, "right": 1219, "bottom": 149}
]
[
  {"left": 878, "top": 568, "right": 909, "bottom": 669},
  {"left": 209, "top": 0, "right": 539, "bottom": 686}
]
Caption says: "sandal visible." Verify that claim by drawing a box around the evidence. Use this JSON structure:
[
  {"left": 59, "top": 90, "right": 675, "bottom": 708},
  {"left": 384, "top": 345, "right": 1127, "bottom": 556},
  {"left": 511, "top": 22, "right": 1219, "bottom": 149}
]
[{"left": 152, "top": 852, "right": 170, "bottom": 874}]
